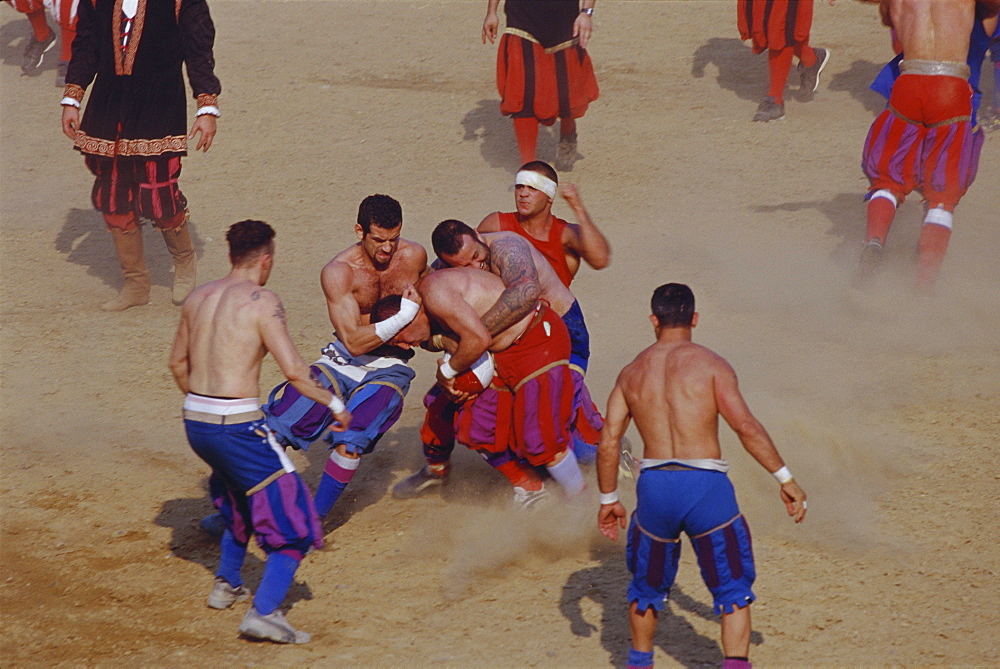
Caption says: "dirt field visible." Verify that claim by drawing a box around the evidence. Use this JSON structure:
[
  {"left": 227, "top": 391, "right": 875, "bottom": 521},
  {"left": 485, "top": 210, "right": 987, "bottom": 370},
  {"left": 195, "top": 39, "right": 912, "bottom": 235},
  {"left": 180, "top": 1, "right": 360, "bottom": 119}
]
[{"left": 2, "top": 1, "right": 998, "bottom": 665}]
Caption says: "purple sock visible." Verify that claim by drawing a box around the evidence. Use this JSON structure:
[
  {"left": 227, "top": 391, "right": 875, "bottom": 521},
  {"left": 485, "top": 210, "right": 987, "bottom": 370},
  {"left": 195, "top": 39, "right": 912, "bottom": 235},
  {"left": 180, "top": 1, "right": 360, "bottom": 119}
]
[
  {"left": 627, "top": 648, "right": 653, "bottom": 668},
  {"left": 216, "top": 529, "right": 247, "bottom": 587},
  {"left": 254, "top": 551, "right": 300, "bottom": 615}
]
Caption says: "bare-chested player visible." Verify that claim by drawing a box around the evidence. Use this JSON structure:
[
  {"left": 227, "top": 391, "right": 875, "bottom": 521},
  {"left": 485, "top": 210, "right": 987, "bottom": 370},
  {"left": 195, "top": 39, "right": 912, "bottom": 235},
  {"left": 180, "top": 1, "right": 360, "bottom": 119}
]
[
  {"left": 262, "top": 194, "right": 428, "bottom": 520},
  {"left": 169, "top": 220, "right": 351, "bottom": 645},
  {"left": 393, "top": 220, "right": 596, "bottom": 503},
  {"left": 596, "top": 284, "right": 806, "bottom": 669},
  {"left": 394, "top": 266, "right": 586, "bottom": 505},
  {"left": 858, "top": 0, "right": 1000, "bottom": 292}
]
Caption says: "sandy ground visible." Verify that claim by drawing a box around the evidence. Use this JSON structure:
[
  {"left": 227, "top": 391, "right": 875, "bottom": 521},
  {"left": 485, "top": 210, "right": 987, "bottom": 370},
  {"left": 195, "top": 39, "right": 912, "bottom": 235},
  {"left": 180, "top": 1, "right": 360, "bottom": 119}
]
[{"left": 2, "top": 0, "right": 999, "bottom": 665}]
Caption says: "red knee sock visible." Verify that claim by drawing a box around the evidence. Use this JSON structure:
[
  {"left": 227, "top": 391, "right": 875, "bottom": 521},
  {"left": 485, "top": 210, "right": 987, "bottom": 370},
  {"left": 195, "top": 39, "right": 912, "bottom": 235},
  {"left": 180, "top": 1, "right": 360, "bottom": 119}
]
[
  {"left": 865, "top": 196, "right": 896, "bottom": 244},
  {"left": 512, "top": 117, "right": 539, "bottom": 164},
  {"left": 560, "top": 117, "right": 576, "bottom": 137},
  {"left": 767, "top": 47, "right": 794, "bottom": 104},
  {"left": 494, "top": 460, "right": 543, "bottom": 491},
  {"left": 60, "top": 26, "right": 75, "bottom": 61},
  {"left": 916, "top": 223, "right": 951, "bottom": 293},
  {"left": 27, "top": 9, "right": 53, "bottom": 41}
]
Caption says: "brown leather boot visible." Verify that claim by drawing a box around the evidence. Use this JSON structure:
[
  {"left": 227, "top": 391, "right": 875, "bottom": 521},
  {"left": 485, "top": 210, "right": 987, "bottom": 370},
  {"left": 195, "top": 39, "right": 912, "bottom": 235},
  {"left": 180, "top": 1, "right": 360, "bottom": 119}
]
[
  {"left": 102, "top": 227, "right": 150, "bottom": 311},
  {"left": 159, "top": 213, "right": 197, "bottom": 305}
]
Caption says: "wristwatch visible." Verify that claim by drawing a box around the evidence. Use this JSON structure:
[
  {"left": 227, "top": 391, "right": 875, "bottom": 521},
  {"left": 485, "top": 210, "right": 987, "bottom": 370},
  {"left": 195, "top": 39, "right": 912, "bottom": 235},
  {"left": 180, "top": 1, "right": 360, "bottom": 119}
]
[{"left": 581, "top": 7, "right": 594, "bottom": 16}]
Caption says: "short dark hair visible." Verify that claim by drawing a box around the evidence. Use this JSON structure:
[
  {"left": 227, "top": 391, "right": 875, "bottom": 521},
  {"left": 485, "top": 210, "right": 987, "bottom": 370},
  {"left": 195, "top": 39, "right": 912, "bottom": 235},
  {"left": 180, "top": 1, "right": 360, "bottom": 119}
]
[
  {"left": 651, "top": 283, "right": 695, "bottom": 328},
  {"left": 370, "top": 294, "right": 402, "bottom": 324},
  {"left": 357, "top": 194, "right": 402, "bottom": 235},
  {"left": 227, "top": 220, "right": 275, "bottom": 266},
  {"left": 431, "top": 219, "right": 476, "bottom": 258},
  {"left": 518, "top": 160, "right": 558, "bottom": 184}
]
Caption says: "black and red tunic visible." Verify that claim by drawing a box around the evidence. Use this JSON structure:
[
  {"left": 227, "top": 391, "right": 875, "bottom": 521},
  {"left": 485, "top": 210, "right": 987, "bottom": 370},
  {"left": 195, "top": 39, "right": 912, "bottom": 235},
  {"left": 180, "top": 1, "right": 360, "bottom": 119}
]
[{"left": 65, "top": 0, "right": 221, "bottom": 159}]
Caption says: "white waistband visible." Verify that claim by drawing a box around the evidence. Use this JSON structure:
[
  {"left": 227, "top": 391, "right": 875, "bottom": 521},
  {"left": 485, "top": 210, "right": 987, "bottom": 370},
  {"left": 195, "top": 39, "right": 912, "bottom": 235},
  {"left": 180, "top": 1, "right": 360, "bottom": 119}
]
[
  {"left": 640, "top": 458, "right": 730, "bottom": 473},
  {"left": 184, "top": 394, "right": 259, "bottom": 415}
]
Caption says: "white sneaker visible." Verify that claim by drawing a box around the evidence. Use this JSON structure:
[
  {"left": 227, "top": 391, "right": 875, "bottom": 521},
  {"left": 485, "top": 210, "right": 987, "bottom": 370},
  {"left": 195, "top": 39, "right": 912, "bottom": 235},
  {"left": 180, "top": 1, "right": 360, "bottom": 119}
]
[
  {"left": 207, "top": 577, "right": 251, "bottom": 610},
  {"left": 238, "top": 606, "right": 311, "bottom": 644},
  {"left": 513, "top": 485, "right": 551, "bottom": 511}
]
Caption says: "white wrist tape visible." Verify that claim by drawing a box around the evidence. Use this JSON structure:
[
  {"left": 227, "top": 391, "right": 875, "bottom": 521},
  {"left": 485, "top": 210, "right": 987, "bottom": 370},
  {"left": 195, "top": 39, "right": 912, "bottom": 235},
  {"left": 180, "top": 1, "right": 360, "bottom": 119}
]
[
  {"left": 61, "top": 97, "right": 81, "bottom": 108},
  {"left": 599, "top": 491, "right": 619, "bottom": 505},
  {"left": 515, "top": 170, "right": 558, "bottom": 199},
  {"left": 327, "top": 395, "right": 346, "bottom": 414},
  {"left": 438, "top": 360, "right": 458, "bottom": 380},
  {"left": 373, "top": 297, "right": 419, "bottom": 341},
  {"left": 196, "top": 106, "right": 221, "bottom": 118},
  {"left": 772, "top": 466, "right": 794, "bottom": 484}
]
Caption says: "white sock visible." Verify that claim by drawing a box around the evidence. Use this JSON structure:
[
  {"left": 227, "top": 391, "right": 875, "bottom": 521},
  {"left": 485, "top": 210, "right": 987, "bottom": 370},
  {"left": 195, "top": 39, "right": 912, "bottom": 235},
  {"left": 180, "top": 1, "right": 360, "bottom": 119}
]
[{"left": 546, "top": 449, "right": 585, "bottom": 497}]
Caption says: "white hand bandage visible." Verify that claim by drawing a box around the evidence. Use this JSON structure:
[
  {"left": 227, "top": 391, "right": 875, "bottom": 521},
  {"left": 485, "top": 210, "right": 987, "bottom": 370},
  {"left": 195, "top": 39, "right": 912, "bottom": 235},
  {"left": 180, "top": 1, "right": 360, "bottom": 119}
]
[
  {"left": 328, "top": 395, "right": 346, "bottom": 415},
  {"left": 438, "top": 360, "right": 458, "bottom": 380},
  {"left": 373, "top": 297, "right": 419, "bottom": 342},
  {"left": 772, "top": 466, "right": 794, "bottom": 484},
  {"left": 515, "top": 170, "right": 558, "bottom": 199}
]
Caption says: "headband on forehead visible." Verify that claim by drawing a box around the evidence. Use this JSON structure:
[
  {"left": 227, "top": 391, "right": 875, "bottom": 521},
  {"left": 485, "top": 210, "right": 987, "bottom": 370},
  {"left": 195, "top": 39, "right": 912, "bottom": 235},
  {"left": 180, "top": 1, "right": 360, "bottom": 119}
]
[{"left": 514, "top": 170, "right": 557, "bottom": 199}]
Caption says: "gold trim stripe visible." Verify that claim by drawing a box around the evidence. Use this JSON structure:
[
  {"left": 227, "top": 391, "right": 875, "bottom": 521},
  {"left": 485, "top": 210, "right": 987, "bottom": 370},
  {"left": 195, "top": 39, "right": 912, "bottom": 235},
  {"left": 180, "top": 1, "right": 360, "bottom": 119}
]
[
  {"left": 690, "top": 513, "right": 743, "bottom": 540},
  {"left": 74, "top": 133, "right": 188, "bottom": 158},
  {"left": 512, "top": 359, "right": 570, "bottom": 393},
  {"left": 246, "top": 469, "right": 288, "bottom": 496},
  {"left": 503, "top": 27, "right": 578, "bottom": 54}
]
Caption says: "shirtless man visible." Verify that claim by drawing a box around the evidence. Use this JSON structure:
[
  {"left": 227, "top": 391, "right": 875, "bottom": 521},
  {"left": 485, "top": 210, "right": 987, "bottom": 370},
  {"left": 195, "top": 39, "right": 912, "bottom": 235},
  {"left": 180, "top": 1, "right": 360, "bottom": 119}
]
[
  {"left": 393, "top": 220, "right": 599, "bottom": 501},
  {"left": 169, "top": 220, "right": 351, "bottom": 644},
  {"left": 264, "top": 194, "right": 427, "bottom": 519},
  {"left": 858, "top": 0, "right": 1000, "bottom": 292},
  {"left": 596, "top": 284, "right": 806, "bottom": 669},
  {"left": 394, "top": 266, "right": 586, "bottom": 505}
]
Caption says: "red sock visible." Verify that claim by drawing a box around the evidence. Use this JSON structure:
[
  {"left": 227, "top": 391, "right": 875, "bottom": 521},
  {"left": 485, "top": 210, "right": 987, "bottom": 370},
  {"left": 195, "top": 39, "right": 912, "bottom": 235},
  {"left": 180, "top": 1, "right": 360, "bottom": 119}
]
[
  {"left": 493, "top": 460, "right": 543, "bottom": 491},
  {"left": 795, "top": 43, "right": 816, "bottom": 68},
  {"left": 767, "top": 47, "right": 794, "bottom": 104},
  {"left": 512, "top": 117, "right": 539, "bottom": 164},
  {"left": 60, "top": 26, "right": 75, "bottom": 61},
  {"left": 560, "top": 117, "right": 576, "bottom": 137},
  {"left": 865, "top": 196, "right": 896, "bottom": 244},
  {"left": 26, "top": 9, "right": 53, "bottom": 41},
  {"left": 916, "top": 223, "right": 951, "bottom": 292}
]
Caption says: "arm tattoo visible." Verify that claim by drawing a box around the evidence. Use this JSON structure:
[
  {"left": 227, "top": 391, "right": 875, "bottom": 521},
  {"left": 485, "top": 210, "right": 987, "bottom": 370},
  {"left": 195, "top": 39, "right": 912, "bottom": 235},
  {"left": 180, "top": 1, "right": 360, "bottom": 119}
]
[
  {"left": 479, "top": 238, "right": 540, "bottom": 335},
  {"left": 272, "top": 301, "right": 287, "bottom": 322}
]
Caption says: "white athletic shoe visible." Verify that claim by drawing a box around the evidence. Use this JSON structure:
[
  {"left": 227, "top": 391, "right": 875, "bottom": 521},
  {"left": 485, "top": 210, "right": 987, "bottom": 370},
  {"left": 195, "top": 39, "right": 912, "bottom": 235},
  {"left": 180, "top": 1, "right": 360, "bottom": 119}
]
[
  {"left": 207, "top": 577, "right": 251, "bottom": 610},
  {"left": 238, "top": 606, "right": 311, "bottom": 644},
  {"left": 513, "top": 485, "right": 551, "bottom": 511}
]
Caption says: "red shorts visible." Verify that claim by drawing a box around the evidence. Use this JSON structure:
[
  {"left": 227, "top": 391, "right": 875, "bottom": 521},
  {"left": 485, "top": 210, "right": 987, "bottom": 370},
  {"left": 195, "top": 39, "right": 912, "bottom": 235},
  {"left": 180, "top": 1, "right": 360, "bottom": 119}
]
[
  {"left": 496, "top": 33, "right": 599, "bottom": 124},
  {"left": 440, "top": 305, "right": 574, "bottom": 466},
  {"left": 737, "top": 0, "right": 814, "bottom": 54},
  {"left": 862, "top": 73, "right": 983, "bottom": 208},
  {"left": 86, "top": 154, "right": 188, "bottom": 222},
  {"left": 7, "top": 0, "right": 44, "bottom": 13}
]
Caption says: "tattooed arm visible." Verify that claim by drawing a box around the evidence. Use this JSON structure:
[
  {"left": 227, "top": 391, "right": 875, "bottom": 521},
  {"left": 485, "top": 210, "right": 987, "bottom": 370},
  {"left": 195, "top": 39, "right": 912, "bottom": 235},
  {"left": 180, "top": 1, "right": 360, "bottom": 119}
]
[
  {"left": 480, "top": 236, "right": 542, "bottom": 335},
  {"left": 259, "top": 290, "right": 351, "bottom": 427}
]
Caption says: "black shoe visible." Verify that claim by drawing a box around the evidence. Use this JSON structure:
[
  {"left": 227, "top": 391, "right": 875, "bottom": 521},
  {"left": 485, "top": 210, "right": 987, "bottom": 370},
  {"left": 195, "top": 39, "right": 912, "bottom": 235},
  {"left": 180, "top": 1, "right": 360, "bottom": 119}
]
[
  {"left": 21, "top": 30, "right": 56, "bottom": 75},
  {"left": 391, "top": 465, "right": 449, "bottom": 499},
  {"left": 798, "top": 47, "right": 831, "bottom": 95},
  {"left": 55, "top": 59, "right": 69, "bottom": 87},
  {"left": 851, "top": 239, "right": 884, "bottom": 290},
  {"left": 752, "top": 97, "right": 785, "bottom": 122},
  {"left": 555, "top": 132, "right": 582, "bottom": 172}
]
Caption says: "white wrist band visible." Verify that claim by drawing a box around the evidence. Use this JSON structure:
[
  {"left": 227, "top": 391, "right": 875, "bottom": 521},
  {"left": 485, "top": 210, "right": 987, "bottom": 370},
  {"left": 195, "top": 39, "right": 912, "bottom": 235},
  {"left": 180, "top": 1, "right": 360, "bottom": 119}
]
[
  {"left": 373, "top": 297, "right": 419, "bottom": 342},
  {"left": 772, "top": 466, "right": 793, "bottom": 484},
  {"left": 196, "top": 105, "right": 221, "bottom": 117},
  {"left": 327, "top": 395, "right": 346, "bottom": 414},
  {"left": 439, "top": 360, "right": 457, "bottom": 380},
  {"left": 61, "top": 97, "right": 81, "bottom": 108},
  {"left": 599, "top": 491, "right": 619, "bottom": 505}
]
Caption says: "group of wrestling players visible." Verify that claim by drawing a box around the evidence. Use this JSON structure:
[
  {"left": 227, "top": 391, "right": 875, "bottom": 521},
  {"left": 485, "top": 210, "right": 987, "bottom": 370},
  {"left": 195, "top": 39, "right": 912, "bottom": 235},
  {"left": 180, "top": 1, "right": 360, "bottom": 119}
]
[{"left": 165, "top": 0, "right": 998, "bottom": 663}]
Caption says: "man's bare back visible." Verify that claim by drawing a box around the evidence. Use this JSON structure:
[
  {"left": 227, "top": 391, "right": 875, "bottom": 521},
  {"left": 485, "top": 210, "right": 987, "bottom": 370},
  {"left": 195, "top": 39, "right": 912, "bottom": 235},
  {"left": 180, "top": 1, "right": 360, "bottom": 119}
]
[
  {"left": 887, "top": 0, "right": 978, "bottom": 62},
  {"left": 615, "top": 339, "right": 734, "bottom": 461},
  {"left": 178, "top": 277, "right": 280, "bottom": 398}
]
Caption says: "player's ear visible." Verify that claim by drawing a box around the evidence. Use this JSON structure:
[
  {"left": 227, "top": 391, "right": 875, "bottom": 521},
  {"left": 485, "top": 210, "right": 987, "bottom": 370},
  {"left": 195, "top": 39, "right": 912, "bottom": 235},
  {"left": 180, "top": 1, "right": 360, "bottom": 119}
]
[
  {"left": 649, "top": 314, "right": 658, "bottom": 329},
  {"left": 355, "top": 223, "right": 364, "bottom": 240},
  {"left": 691, "top": 312, "right": 699, "bottom": 328}
]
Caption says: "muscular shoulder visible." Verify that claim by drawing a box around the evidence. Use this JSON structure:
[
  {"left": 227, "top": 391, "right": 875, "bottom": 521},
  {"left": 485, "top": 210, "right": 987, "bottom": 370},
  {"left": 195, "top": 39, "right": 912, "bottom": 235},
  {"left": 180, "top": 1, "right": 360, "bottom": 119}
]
[
  {"left": 477, "top": 212, "right": 502, "bottom": 232},
  {"left": 394, "top": 239, "right": 429, "bottom": 271},
  {"left": 321, "top": 256, "right": 358, "bottom": 296}
]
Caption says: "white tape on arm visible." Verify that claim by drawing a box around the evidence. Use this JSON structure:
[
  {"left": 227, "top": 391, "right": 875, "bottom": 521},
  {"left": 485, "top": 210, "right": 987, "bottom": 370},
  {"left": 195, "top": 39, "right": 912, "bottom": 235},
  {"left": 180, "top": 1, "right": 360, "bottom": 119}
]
[
  {"left": 599, "top": 491, "right": 619, "bottom": 505},
  {"left": 438, "top": 360, "right": 458, "bottom": 380},
  {"left": 327, "top": 395, "right": 346, "bottom": 414},
  {"left": 373, "top": 297, "right": 419, "bottom": 341},
  {"left": 772, "top": 466, "right": 794, "bottom": 484}
]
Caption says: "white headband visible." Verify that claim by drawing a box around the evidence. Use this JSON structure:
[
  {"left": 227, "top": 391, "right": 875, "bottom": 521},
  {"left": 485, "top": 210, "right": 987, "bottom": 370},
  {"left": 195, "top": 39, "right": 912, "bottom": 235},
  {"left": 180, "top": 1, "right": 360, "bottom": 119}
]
[{"left": 514, "top": 170, "right": 557, "bottom": 199}]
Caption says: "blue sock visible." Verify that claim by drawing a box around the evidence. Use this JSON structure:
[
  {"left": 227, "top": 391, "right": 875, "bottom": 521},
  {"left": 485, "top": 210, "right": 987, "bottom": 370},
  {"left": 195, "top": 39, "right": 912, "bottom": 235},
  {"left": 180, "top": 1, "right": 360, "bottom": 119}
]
[
  {"left": 216, "top": 529, "right": 247, "bottom": 587},
  {"left": 313, "top": 450, "right": 360, "bottom": 517},
  {"left": 254, "top": 552, "right": 300, "bottom": 615},
  {"left": 628, "top": 648, "right": 654, "bottom": 668}
]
